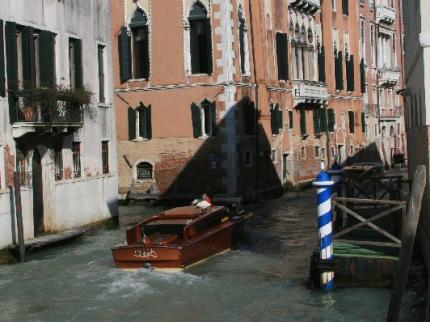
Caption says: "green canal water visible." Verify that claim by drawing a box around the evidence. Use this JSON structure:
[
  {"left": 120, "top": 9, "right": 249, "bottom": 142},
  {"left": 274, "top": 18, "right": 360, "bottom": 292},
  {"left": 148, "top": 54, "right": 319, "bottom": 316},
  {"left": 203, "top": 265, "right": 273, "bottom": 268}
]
[{"left": 0, "top": 191, "right": 421, "bottom": 321}]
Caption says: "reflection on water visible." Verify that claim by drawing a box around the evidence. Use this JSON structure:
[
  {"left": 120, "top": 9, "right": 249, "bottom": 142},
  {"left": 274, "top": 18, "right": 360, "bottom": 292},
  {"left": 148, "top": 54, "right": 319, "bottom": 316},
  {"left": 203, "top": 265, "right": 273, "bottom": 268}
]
[{"left": 0, "top": 191, "right": 410, "bottom": 321}]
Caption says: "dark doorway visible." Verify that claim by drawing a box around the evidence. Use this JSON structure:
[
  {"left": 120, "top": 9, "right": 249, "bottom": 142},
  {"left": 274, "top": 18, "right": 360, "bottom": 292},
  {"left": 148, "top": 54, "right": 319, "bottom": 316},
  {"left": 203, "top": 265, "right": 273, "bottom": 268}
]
[{"left": 32, "top": 150, "right": 44, "bottom": 236}]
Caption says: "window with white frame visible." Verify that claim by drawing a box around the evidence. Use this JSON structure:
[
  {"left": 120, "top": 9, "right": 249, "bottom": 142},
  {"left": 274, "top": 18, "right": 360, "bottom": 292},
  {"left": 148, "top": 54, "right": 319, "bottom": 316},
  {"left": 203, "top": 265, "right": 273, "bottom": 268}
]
[{"left": 191, "top": 99, "right": 216, "bottom": 138}]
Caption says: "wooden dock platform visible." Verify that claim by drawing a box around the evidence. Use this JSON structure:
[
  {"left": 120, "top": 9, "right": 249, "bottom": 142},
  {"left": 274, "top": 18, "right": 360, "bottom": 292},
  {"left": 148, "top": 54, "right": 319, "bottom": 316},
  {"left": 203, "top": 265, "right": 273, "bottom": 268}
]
[{"left": 9, "top": 227, "right": 86, "bottom": 254}]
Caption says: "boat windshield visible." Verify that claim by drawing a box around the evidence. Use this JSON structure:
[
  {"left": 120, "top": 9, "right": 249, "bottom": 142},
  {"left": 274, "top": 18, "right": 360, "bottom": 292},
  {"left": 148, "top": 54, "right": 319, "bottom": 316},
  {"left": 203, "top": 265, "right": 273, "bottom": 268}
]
[{"left": 142, "top": 218, "right": 191, "bottom": 244}]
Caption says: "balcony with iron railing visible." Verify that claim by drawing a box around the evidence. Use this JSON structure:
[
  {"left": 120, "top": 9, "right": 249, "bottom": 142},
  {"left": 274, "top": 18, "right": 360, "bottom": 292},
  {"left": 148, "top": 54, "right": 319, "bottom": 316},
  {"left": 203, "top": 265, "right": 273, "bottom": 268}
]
[
  {"left": 376, "top": 4, "right": 396, "bottom": 24},
  {"left": 288, "top": 0, "right": 320, "bottom": 14},
  {"left": 10, "top": 86, "right": 90, "bottom": 138},
  {"left": 378, "top": 67, "right": 401, "bottom": 87},
  {"left": 292, "top": 80, "right": 328, "bottom": 104}
]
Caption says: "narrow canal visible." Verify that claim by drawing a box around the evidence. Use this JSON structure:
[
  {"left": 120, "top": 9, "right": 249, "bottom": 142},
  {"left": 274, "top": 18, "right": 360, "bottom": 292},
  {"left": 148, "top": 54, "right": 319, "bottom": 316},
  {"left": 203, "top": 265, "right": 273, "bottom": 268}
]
[{"left": 0, "top": 191, "right": 420, "bottom": 321}]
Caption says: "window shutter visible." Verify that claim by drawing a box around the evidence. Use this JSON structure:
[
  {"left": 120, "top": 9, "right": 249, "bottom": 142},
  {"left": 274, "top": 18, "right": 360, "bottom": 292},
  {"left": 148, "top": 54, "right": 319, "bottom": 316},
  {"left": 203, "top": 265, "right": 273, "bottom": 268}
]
[
  {"left": 338, "top": 51, "right": 344, "bottom": 90},
  {"left": 191, "top": 103, "right": 202, "bottom": 138},
  {"left": 346, "top": 54, "right": 355, "bottom": 92},
  {"left": 361, "top": 112, "right": 366, "bottom": 133},
  {"left": 142, "top": 26, "right": 150, "bottom": 79},
  {"left": 342, "top": 0, "right": 349, "bottom": 15},
  {"left": 206, "top": 19, "right": 213, "bottom": 74},
  {"left": 138, "top": 108, "right": 145, "bottom": 138},
  {"left": 328, "top": 108, "right": 335, "bottom": 132},
  {"left": 39, "top": 31, "right": 55, "bottom": 87},
  {"left": 278, "top": 108, "right": 283, "bottom": 133},
  {"left": 349, "top": 111, "right": 354, "bottom": 133},
  {"left": 288, "top": 110, "right": 293, "bottom": 129},
  {"left": 271, "top": 106, "right": 276, "bottom": 135},
  {"left": 360, "top": 58, "right": 366, "bottom": 94},
  {"left": 334, "top": 51, "right": 340, "bottom": 90},
  {"left": 190, "top": 22, "right": 199, "bottom": 74},
  {"left": 239, "top": 24, "right": 246, "bottom": 74},
  {"left": 6, "top": 21, "right": 17, "bottom": 123},
  {"left": 22, "top": 26, "right": 36, "bottom": 90},
  {"left": 210, "top": 102, "right": 217, "bottom": 136},
  {"left": 119, "top": 26, "right": 132, "bottom": 83},
  {"left": 128, "top": 107, "right": 136, "bottom": 140},
  {"left": 320, "top": 108, "right": 327, "bottom": 132},
  {"left": 318, "top": 45, "right": 326, "bottom": 83},
  {"left": 146, "top": 105, "right": 152, "bottom": 139},
  {"left": 276, "top": 33, "right": 288, "bottom": 81},
  {"left": 0, "top": 20, "right": 5, "bottom": 97},
  {"left": 313, "top": 109, "right": 321, "bottom": 135},
  {"left": 300, "top": 107, "right": 307, "bottom": 135},
  {"left": 74, "top": 39, "right": 83, "bottom": 88}
]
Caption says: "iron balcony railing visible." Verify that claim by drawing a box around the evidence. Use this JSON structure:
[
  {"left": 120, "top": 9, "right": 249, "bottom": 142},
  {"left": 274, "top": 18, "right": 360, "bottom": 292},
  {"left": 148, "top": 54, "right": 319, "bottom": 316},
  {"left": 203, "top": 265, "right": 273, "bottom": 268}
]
[{"left": 13, "top": 89, "right": 84, "bottom": 125}]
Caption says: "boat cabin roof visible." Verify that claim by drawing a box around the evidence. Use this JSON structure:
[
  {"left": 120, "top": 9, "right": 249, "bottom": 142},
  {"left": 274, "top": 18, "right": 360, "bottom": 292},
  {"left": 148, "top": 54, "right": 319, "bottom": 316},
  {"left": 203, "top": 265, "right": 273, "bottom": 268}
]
[
  {"left": 147, "top": 218, "right": 192, "bottom": 226},
  {"left": 161, "top": 205, "right": 225, "bottom": 220}
]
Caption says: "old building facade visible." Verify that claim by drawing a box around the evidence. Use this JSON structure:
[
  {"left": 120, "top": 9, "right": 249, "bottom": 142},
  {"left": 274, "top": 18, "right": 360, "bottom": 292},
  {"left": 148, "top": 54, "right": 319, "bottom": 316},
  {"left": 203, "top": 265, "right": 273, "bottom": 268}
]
[
  {"left": 359, "top": 0, "right": 406, "bottom": 165},
  {"left": 113, "top": 0, "right": 406, "bottom": 201},
  {"left": 0, "top": 0, "right": 118, "bottom": 249},
  {"left": 403, "top": 0, "right": 430, "bottom": 314}
]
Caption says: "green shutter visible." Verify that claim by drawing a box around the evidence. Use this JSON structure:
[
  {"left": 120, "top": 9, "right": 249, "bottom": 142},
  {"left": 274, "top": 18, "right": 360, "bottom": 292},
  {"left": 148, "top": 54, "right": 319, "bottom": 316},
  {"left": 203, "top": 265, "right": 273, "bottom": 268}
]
[
  {"left": 39, "top": 31, "right": 55, "bottom": 87},
  {"left": 190, "top": 21, "right": 199, "bottom": 74},
  {"left": 0, "top": 20, "right": 5, "bottom": 97},
  {"left": 142, "top": 26, "right": 150, "bottom": 79},
  {"left": 146, "top": 105, "right": 152, "bottom": 139},
  {"left": 361, "top": 112, "right": 366, "bottom": 133},
  {"left": 119, "top": 26, "right": 132, "bottom": 83},
  {"left": 300, "top": 107, "right": 307, "bottom": 135},
  {"left": 138, "top": 107, "right": 145, "bottom": 138},
  {"left": 276, "top": 33, "right": 288, "bottom": 81},
  {"left": 239, "top": 24, "right": 246, "bottom": 74},
  {"left": 205, "top": 18, "right": 213, "bottom": 74},
  {"left": 338, "top": 51, "right": 344, "bottom": 90},
  {"left": 313, "top": 109, "right": 320, "bottom": 135},
  {"left": 318, "top": 46, "right": 326, "bottom": 83},
  {"left": 320, "top": 108, "right": 328, "bottom": 133},
  {"left": 288, "top": 110, "right": 293, "bottom": 129},
  {"left": 278, "top": 108, "right": 283, "bottom": 133},
  {"left": 360, "top": 58, "right": 366, "bottom": 94},
  {"left": 346, "top": 55, "right": 355, "bottom": 92},
  {"left": 6, "top": 21, "right": 17, "bottom": 123},
  {"left": 191, "top": 103, "right": 202, "bottom": 138},
  {"left": 128, "top": 107, "right": 136, "bottom": 140},
  {"left": 328, "top": 108, "right": 335, "bottom": 132},
  {"left": 349, "top": 111, "right": 354, "bottom": 134},
  {"left": 22, "top": 26, "right": 36, "bottom": 90},
  {"left": 210, "top": 102, "right": 217, "bottom": 136},
  {"left": 74, "top": 39, "right": 83, "bottom": 88}
]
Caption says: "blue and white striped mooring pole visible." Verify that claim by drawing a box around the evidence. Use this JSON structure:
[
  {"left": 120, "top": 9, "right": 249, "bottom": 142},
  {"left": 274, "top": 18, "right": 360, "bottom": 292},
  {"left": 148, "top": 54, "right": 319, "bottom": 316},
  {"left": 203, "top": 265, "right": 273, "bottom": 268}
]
[{"left": 313, "top": 162, "right": 335, "bottom": 291}]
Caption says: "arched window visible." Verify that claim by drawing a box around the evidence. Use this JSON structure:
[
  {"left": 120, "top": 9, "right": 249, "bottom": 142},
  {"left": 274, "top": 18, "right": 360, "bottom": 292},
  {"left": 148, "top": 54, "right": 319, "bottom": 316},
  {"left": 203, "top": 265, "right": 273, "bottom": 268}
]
[
  {"left": 189, "top": 2, "right": 212, "bottom": 74},
  {"left": 238, "top": 5, "right": 249, "bottom": 75},
  {"left": 191, "top": 99, "right": 216, "bottom": 138},
  {"left": 136, "top": 162, "right": 153, "bottom": 180},
  {"left": 130, "top": 8, "right": 150, "bottom": 79}
]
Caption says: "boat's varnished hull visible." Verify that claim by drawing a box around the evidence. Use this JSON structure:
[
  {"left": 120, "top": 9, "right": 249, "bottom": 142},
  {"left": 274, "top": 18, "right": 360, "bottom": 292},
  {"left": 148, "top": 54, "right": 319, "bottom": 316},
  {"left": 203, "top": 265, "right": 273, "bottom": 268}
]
[{"left": 112, "top": 216, "right": 248, "bottom": 270}]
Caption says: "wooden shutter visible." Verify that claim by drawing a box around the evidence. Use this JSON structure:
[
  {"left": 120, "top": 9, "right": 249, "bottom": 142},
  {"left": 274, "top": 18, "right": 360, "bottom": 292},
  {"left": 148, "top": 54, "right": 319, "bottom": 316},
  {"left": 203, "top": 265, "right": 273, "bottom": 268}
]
[
  {"left": 239, "top": 24, "right": 246, "bottom": 74},
  {"left": 271, "top": 105, "right": 276, "bottom": 135},
  {"left": 128, "top": 107, "right": 136, "bottom": 140},
  {"left": 119, "top": 26, "right": 132, "bottom": 83},
  {"left": 210, "top": 102, "right": 217, "bottom": 136},
  {"left": 278, "top": 108, "right": 283, "bottom": 133},
  {"left": 190, "top": 21, "right": 199, "bottom": 74},
  {"left": 334, "top": 51, "right": 340, "bottom": 90},
  {"left": 318, "top": 46, "right": 326, "bottom": 83},
  {"left": 6, "top": 22, "right": 17, "bottom": 123},
  {"left": 361, "top": 112, "right": 366, "bottom": 133},
  {"left": 146, "top": 105, "right": 152, "bottom": 139},
  {"left": 328, "top": 108, "right": 335, "bottom": 132},
  {"left": 39, "top": 31, "right": 55, "bottom": 87},
  {"left": 338, "top": 51, "right": 344, "bottom": 90},
  {"left": 191, "top": 103, "right": 202, "bottom": 138},
  {"left": 276, "top": 33, "right": 288, "bottom": 81},
  {"left": 342, "top": 0, "right": 349, "bottom": 15},
  {"left": 22, "top": 26, "right": 36, "bottom": 90},
  {"left": 288, "top": 110, "right": 293, "bottom": 129},
  {"left": 300, "top": 107, "right": 307, "bottom": 135},
  {"left": 360, "top": 58, "right": 366, "bottom": 94},
  {"left": 320, "top": 108, "right": 327, "bottom": 132},
  {"left": 313, "top": 109, "right": 321, "bottom": 135},
  {"left": 0, "top": 20, "right": 5, "bottom": 97},
  {"left": 346, "top": 54, "right": 355, "bottom": 92},
  {"left": 348, "top": 111, "right": 354, "bottom": 133},
  {"left": 142, "top": 26, "right": 150, "bottom": 79},
  {"left": 205, "top": 19, "right": 213, "bottom": 74},
  {"left": 74, "top": 39, "right": 83, "bottom": 88}
]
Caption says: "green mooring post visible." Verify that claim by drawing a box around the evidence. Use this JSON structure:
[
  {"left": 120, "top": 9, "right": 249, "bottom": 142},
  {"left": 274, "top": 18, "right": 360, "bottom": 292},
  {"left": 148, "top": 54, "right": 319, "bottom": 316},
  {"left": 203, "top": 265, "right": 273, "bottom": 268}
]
[{"left": 13, "top": 171, "right": 25, "bottom": 262}]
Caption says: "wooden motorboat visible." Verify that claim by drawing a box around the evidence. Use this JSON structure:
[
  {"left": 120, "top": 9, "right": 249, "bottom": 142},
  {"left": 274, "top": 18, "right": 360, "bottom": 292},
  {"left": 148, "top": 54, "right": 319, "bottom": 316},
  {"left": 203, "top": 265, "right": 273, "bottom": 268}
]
[{"left": 112, "top": 205, "right": 251, "bottom": 271}]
